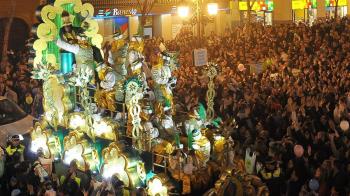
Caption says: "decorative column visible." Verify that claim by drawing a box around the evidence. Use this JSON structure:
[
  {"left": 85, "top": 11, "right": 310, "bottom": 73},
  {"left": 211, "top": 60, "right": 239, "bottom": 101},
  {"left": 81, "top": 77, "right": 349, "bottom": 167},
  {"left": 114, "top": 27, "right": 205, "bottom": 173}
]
[
  {"left": 206, "top": 64, "right": 217, "bottom": 121},
  {"left": 125, "top": 80, "right": 143, "bottom": 150}
]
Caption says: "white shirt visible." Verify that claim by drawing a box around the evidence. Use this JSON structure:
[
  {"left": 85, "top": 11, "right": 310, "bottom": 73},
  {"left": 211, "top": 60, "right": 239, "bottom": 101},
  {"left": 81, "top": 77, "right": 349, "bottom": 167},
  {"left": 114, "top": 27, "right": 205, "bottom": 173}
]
[{"left": 56, "top": 39, "right": 80, "bottom": 54}]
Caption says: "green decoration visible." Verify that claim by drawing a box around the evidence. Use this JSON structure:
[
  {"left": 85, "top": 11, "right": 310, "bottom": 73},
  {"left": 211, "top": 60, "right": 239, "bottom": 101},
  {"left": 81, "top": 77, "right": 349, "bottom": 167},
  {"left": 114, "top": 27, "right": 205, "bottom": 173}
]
[
  {"left": 198, "top": 103, "right": 207, "bottom": 122},
  {"left": 41, "top": 3, "right": 83, "bottom": 65},
  {"left": 211, "top": 117, "right": 222, "bottom": 128}
]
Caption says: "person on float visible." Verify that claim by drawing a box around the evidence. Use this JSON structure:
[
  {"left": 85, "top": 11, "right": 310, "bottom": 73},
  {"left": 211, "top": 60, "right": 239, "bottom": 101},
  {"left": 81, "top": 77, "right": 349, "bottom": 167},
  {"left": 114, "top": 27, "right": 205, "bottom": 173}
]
[
  {"left": 108, "top": 26, "right": 128, "bottom": 78},
  {"left": 94, "top": 30, "right": 129, "bottom": 116},
  {"left": 94, "top": 64, "right": 118, "bottom": 114},
  {"left": 56, "top": 26, "right": 104, "bottom": 87},
  {"left": 59, "top": 10, "right": 80, "bottom": 74}
]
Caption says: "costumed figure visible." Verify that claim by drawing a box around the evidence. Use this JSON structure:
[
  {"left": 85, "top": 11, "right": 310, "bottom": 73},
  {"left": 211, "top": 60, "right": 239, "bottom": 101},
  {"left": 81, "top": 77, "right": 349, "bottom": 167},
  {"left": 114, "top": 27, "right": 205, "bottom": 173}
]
[
  {"left": 94, "top": 64, "right": 118, "bottom": 112},
  {"left": 127, "top": 34, "right": 145, "bottom": 78},
  {"left": 151, "top": 44, "right": 178, "bottom": 118},
  {"left": 59, "top": 11, "right": 80, "bottom": 74},
  {"left": 59, "top": 11, "right": 80, "bottom": 45},
  {"left": 184, "top": 104, "right": 206, "bottom": 136},
  {"left": 124, "top": 33, "right": 147, "bottom": 141},
  {"left": 191, "top": 129, "right": 211, "bottom": 168},
  {"left": 107, "top": 29, "right": 129, "bottom": 104},
  {"left": 56, "top": 28, "right": 95, "bottom": 86},
  {"left": 59, "top": 12, "right": 103, "bottom": 75}
]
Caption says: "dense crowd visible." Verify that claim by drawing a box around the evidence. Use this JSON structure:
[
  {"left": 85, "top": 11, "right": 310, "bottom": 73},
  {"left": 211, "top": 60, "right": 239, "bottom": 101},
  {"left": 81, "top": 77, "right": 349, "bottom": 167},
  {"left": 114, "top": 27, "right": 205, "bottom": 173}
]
[
  {"left": 170, "top": 18, "right": 350, "bottom": 195},
  {"left": 0, "top": 49, "right": 43, "bottom": 118},
  {"left": 1, "top": 17, "right": 350, "bottom": 195}
]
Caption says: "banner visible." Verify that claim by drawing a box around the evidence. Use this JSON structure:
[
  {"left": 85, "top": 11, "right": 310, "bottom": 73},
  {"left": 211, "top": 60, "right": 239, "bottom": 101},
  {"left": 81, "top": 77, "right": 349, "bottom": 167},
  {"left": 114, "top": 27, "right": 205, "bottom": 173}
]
[{"left": 193, "top": 49, "right": 208, "bottom": 67}]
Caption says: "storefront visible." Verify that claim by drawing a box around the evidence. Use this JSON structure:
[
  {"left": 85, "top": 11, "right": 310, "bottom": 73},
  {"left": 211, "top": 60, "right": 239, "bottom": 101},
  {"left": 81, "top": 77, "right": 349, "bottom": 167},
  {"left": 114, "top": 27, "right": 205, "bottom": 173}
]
[
  {"left": 292, "top": 0, "right": 317, "bottom": 25},
  {"left": 238, "top": 0, "right": 274, "bottom": 25},
  {"left": 326, "top": 0, "right": 348, "bottom": 18},
  {"left": 93, "top": 6, "right": 181, "bottom": 41},
  {"left": 93, "top": 7, "right": 140, "bottom": 41}
]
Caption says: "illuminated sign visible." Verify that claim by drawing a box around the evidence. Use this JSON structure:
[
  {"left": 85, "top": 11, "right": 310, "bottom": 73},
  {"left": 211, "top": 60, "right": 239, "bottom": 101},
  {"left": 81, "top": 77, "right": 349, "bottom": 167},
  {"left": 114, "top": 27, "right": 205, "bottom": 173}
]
[
  {"left": 326, "top": 0, "right": 347, "bottom": 7},
  {"left": 292, "top": 0, "right": 317, "bottom": 9},
  {"left": 96, "top": 8, "right": 137, "bottom": 17},
  {"left": 238, "top": 0, "right": 274, "bottom": 11}
]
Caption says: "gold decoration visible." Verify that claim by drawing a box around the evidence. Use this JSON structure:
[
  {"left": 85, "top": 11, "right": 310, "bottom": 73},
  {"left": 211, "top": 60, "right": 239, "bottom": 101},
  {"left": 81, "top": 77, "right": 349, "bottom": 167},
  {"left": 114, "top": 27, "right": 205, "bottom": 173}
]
[
  {"left": 34, "top": 0, "right": 102, "bottom": 69},
  {"left": 34, "top": 4, "right": 60, "bottom": 68},
  {"left": 30, "top": 122, "right": 61, "bottom": 159},
  {"left": 63, "top": 131, "right": 100, "bottom": 172},
  {"left": 101, "top": 143, "right": 146, "bottom": 188},
  {"left": 206, "top": 64, "right": 217, "bottom": 121},
  {"left": 94, "top": 89, "right": 116, "bottom": 112},
  {"left": 208, "top": 168, "right": 269, "bottom": 196},
  {"left": 79, "top": 87, "right": 94, "bottom": 140},
  {"left": 68, "top": 112, "right": 87, "bottom": 131},
  {"left": 92, "top": 117, "right": 118, "bottom": 141},
  {"left": 43, "top": 75, "right": 74, "bottom": 128},
  {"left": 147, "top": 176, "right": 168, "bottom": 196},
  {"left": 54, "top": 0, "right": 94, "bottom": 18}
]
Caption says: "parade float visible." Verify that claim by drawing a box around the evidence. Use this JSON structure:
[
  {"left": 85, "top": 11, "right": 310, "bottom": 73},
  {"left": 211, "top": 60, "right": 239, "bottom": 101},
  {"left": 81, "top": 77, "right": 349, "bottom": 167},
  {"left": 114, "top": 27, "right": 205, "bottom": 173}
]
[{"left": 29, "top": 0, "right": 269, "bottom": 195}]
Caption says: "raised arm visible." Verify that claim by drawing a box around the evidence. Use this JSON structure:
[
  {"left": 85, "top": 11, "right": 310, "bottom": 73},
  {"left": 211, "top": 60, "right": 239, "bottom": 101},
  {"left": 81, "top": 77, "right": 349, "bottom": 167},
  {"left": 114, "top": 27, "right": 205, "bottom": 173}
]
[{"left": 56, "top": 39, "right": 80, "bottom": 54}]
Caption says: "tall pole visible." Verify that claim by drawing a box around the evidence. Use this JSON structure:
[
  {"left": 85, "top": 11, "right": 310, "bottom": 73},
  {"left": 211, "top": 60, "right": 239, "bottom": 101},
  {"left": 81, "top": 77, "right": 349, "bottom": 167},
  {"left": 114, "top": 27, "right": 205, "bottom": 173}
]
[{"left": 196, "top": 0, "right": 201, "bottom": 38}]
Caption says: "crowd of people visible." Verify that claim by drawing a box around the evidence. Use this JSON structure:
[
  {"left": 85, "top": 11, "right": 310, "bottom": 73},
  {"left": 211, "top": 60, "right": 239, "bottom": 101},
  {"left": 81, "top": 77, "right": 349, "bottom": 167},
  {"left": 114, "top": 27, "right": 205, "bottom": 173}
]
[
  {"left": 1, "top": 16, "right": 350, "bottom": 195},
  {"left": 0, "top": 49, "right": 43, "bottom": 118},
  {"left": 170, "top": 18, "right": 350, "bottom": 195}
]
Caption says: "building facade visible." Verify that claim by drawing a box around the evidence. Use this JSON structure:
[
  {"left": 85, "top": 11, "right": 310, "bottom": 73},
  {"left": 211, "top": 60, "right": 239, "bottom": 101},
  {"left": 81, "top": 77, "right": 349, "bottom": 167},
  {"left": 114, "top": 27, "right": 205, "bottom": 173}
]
[{"left": 1, "top": 0, "right": 350, "bottom": 45}]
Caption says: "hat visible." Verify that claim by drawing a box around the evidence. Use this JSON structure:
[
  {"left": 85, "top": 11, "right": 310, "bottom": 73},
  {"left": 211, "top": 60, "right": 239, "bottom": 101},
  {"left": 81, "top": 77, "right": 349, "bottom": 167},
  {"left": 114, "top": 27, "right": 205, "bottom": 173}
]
[
  {"left": 112, "top": 23, "right": 123, "bottom": 39},
  {"left": 164, "top": 100, "right": 172, "bottom": 112},
  {"left": 11, "top": 134, "right": 23, "bottom": 141}
]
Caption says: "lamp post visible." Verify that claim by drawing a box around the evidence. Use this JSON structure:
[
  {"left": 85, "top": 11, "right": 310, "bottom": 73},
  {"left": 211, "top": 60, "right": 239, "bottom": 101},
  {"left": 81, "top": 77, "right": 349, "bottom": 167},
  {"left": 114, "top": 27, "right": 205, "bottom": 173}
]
[{"left": 177, "top": 1, "right": 218, "bottom": 38}]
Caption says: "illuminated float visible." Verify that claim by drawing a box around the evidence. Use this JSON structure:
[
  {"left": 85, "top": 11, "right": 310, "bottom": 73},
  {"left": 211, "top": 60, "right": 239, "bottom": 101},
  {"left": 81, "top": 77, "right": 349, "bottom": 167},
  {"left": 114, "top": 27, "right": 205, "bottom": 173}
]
[{"left": 29, "top": 0, "right": 269, "bottom": 194}]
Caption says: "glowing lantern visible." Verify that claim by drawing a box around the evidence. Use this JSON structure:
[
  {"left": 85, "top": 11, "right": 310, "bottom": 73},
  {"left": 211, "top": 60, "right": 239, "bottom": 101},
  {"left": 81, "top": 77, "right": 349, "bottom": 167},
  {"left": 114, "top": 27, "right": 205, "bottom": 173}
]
[
  {"left": 63, "top": 132, "right": 100, "bottom": 172},
  {"left": 178, "top": 6, "right": 189, "bottom": 18},
  {"left": 101, "top": 143, "right": 146, "bottom": 188},
  {"left": 92, "top": 116, "right": 118, "bottom": 141},
  {"left": 30, "top": 123, "right": 61, "bottom": 159},
  {"left": 68, "top": 113, "right": 87, "bottom": 130},
  {"left": 207, "top": 3, "right": 218, "bottom": 15},
  {"left": 147, "top": 176, "right": 168, "bottom": 196}
]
